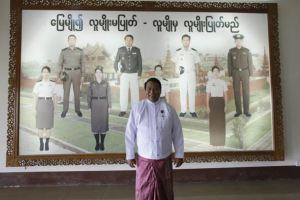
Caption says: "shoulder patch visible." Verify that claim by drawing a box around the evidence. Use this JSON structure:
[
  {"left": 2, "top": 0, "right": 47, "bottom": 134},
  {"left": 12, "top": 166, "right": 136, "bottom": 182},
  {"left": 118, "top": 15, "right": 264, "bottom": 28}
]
[
  {"left": 176, "top": 48, "right": 182, "bottom": 51},
  {"left": 191, "top": 48, "right": 197, "bottom": 52}
]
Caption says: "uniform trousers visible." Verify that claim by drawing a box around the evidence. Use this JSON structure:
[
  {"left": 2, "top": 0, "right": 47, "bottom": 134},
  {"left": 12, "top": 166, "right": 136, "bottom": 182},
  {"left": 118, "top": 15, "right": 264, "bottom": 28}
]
[
  {"left": 120, "top": 73, "right": 139, "bottom": 111},
  {"left": 63, "top": 69, "right": 81, "bottom": 113},
  {"left": 179, "top": 72, "right": 196, "bottom": 113},
  {"left": 232, "top": 70, "right": 250, "bottom": 114}
]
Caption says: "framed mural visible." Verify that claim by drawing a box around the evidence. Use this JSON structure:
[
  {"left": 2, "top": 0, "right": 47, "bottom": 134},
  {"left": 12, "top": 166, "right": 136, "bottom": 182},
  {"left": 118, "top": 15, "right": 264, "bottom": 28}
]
[{"left": 7, "top": 0, "right": 284, "bottom": 166}]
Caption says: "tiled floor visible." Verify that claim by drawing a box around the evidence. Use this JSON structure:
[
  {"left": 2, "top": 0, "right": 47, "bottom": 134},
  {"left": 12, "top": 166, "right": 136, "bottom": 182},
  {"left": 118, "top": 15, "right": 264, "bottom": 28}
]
[{"left": 1, "top": 179, "right": 300, "bottom": 200}]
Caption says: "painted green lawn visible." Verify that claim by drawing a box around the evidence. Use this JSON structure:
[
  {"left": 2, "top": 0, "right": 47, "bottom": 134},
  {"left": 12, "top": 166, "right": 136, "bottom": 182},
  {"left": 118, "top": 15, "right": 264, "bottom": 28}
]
[
  {"left": 226, "top": 113, "right": 272, "bottom": 149},
  {"left": 20, "top": 97, "right": 126, "bottom": 153},
  {"left": 19, "top": 87, "right": 272, "bottom": 153}
]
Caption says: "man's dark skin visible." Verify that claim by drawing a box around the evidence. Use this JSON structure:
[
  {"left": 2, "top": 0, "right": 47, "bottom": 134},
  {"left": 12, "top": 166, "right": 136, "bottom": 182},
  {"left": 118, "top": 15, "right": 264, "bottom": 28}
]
[{"left": 126, "top": 80, "right": 184, "bottom": 168}]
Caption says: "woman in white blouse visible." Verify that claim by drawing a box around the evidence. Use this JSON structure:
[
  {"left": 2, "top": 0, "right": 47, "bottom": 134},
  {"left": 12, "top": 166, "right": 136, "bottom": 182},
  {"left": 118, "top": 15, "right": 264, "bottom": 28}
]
[
  {"left": 206, "top": 66, "right": 228, "bottom": 146},
  {"left": 33, "top": 66, "right": 57, "bottom": 151}
]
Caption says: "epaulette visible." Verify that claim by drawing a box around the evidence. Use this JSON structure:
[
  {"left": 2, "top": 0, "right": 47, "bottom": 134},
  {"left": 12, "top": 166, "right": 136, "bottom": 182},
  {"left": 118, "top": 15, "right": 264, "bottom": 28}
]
[
  {"left": 61, "top": 47, "right": 68, "bottom": 51},
  {"left": 36, "top": 79, "right": 42, "bottom": 82},
  {"left": 163, "top": 78, "right": 168, "bottom": 81},
  {"left": 176, "top": 48, "right": 182, "bottom": 51},
  {"left": 191, "top": 48, "right": 197, "bottom": 51},
  {"left": 76, "top": 47, "right": 82, "bottom": 51},
  {"left": 50, "top": 80, "right": 55, "bottom": 82}
]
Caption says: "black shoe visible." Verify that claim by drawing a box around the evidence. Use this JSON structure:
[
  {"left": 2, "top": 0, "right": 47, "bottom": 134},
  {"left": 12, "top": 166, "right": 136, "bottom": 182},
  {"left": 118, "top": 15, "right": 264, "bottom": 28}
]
[
  {"left": 179, "top": 112, "right": 186, "bottom": 117},
  {"left": 95, "top": 143, "right": 100, "bottom": 151},
  {"left": 118, "top": 112, "right": 126, "bottom": 117},
  {"left": 76, "top": 111, "right": 83, "bottom": 117},
  {"left": 45, "top": 138, "right": 49, "bottom": 151},
  {"left": 61, "top": 111, "right": 67, "bottom": 118},
  {"left": 39, "top": 138, "right": 44, "bottom": 151},
  {"left": 190, "top": 112, "right": 198, "bottom": 118},
  {"left": 100, "top": 134, "right": 106, "bottom": 151},
  {"left": 100, "top": 143, "right": 105, "bottom": 151},
  {"left": 234, "top": 113, "right": 242, "bottom": 117},
  {"left": 244, "top": 113, "right": 252, "bottom": 117}
]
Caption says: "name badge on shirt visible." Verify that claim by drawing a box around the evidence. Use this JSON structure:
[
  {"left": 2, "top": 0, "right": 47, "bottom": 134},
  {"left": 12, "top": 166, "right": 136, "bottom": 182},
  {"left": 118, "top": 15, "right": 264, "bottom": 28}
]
[
  {"left": 132, "top": 52, "right": 137, "bottom": 55},
  {"left": 160, "top": 110, "right": 165, "bottom": 119}
]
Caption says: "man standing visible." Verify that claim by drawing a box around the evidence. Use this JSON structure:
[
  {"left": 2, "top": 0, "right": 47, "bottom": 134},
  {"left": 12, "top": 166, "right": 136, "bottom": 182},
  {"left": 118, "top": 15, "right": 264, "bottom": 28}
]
[
  {"left": 114, "top": 34, "right": 142, "bottom": 117},
  {"left": 227, "top": 34, "right": 254, "bottom": 117},
  {"left": 58, "top": 34, "right": 84, "bottom": 118},
  {"left": 125, "top": 78, "right": 184, "bottom": 200},
  {"left": 172, "top": 34, "right": 200, "bottom": 118}
]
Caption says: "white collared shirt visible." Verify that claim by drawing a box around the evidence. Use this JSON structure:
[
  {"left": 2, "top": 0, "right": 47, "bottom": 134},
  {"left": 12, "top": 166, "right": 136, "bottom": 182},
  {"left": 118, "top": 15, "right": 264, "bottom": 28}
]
[
  {"left": 125, "top": 99, "right": 184, "bottom": 160},
  {"left": 33, "top": 80, "right": 57, "bottom": 97},
  {"left": 206, "top": 78, "right": 228, "bottom": 97},
  {"left": 171, "top": 47, "right": 200, "bottom": 74}
]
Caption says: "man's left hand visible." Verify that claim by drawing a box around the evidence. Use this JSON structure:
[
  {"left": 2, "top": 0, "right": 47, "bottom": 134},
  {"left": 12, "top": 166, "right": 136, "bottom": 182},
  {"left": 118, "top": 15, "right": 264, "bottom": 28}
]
[{"left": 173, "top": 158, "right": 184, "bottom": 168}]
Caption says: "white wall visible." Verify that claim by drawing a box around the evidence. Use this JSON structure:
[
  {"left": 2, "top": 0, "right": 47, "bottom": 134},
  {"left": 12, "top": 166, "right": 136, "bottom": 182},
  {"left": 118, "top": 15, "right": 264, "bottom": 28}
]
[{"left": 1, "top": 0, "right": 300, "bottom": 172}]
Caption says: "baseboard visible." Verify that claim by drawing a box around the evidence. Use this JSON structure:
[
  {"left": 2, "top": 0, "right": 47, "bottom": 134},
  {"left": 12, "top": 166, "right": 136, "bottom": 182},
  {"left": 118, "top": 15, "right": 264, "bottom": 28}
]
[{"left": 1, "top": 166, "right": 300, "bottom": 187}]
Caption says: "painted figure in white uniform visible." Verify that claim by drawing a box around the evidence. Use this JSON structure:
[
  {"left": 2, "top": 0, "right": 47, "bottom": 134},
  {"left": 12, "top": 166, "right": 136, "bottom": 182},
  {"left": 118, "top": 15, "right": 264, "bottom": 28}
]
[{"left": 172, "top": 34, "right": 200, "bottom": 118}]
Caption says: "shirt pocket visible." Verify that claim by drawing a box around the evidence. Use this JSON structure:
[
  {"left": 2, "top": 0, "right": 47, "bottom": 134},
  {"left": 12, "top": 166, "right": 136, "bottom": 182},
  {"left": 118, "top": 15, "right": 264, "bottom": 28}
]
[{"left": 157, "top": 111, "right": 171, "bottom": 134}]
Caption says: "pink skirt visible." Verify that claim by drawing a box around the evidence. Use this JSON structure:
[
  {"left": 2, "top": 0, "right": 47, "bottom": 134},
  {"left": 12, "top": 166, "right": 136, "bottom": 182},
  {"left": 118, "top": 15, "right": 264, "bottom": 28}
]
[{"left": 136, "top": 155, "right": 174, "bottom": 200}]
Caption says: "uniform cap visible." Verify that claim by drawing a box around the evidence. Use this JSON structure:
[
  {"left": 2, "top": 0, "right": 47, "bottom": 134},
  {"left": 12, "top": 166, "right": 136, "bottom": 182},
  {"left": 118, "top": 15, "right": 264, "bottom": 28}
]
[
  {"left": 233, "top": 34, "right": 244, "bottom": 40},
  {"left": 95, "top": 65, "right": 103, "bottom": 73}
]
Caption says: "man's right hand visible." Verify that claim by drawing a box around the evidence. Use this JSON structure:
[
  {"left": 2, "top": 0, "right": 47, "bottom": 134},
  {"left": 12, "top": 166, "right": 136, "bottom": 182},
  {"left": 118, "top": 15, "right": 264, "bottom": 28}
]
[{"left": 127, "top": 159, "right": 136, "bottom": 168}]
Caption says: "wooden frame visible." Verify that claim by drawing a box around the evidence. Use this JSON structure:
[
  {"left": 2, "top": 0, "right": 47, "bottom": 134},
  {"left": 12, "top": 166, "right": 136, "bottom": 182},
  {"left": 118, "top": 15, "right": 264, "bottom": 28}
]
[{"left": 7, "top": 0, "right": 284, "bottom": 166}]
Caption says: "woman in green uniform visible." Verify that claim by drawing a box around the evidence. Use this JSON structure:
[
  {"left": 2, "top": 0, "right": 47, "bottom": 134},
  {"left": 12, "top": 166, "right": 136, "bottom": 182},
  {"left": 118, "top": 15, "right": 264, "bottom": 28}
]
[{"left": 87, "top": 66, "right": 112, "bottom": 151}]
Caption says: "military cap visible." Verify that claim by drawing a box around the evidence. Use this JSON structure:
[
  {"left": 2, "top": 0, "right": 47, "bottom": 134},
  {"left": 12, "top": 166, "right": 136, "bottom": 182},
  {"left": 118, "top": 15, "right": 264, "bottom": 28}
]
[
  {"left": 95, "top": 65, "right": 104, "bottom": 73},
  {"left": 233, "top": 34, "right": 244, "bottom": 40}
]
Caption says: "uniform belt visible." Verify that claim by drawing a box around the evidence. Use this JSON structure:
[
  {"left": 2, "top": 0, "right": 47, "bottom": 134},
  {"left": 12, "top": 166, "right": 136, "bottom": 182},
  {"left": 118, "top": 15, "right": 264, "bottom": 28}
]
[
  {"left": 38, "top": 97, "right": 52, "bottom": 100},
  {"left": 64, "top": 67, "right": 80, "bottom": 71},
  {"left": 234, "top": 68, "right": 248, "bottom": 72},
  {"left": 91, "top": 96, "right": 107, "bottom": 100}
]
